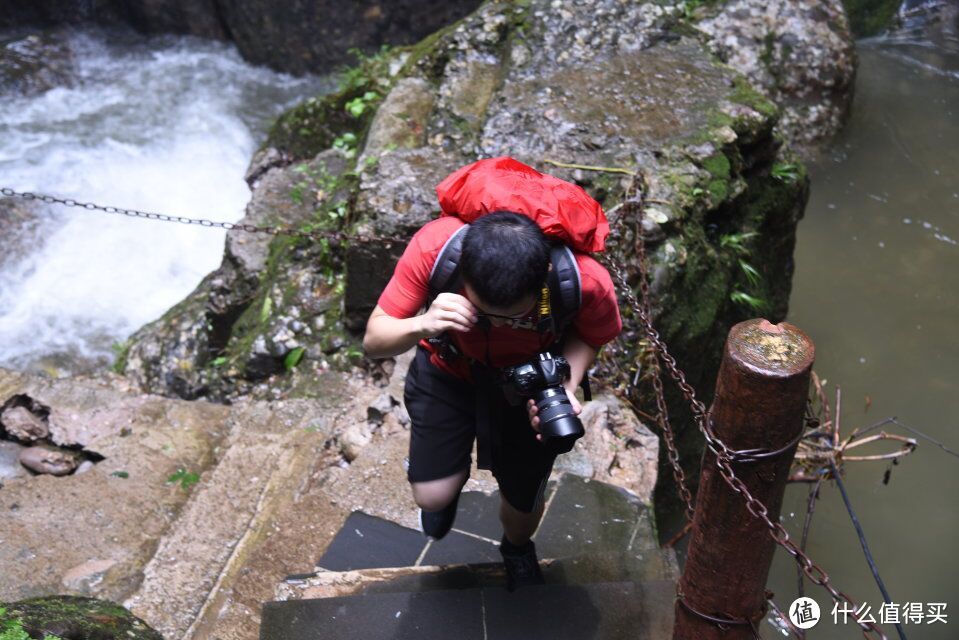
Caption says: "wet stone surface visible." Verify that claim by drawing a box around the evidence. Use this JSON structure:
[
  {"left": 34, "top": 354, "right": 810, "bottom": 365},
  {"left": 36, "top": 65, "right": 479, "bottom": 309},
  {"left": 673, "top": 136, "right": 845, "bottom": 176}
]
[
  {"left": 534, "top": 474, "right": 657, "bottom": 559},
  {"left": 316, "top": 511, "right": 427, "bottom": 571}
]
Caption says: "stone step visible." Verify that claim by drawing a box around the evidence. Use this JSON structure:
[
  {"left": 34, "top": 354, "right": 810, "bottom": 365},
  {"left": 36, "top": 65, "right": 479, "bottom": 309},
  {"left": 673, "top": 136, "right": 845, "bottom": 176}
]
[
  {"left": 260, "top": 579, "right": 676, "bottom": 640},
  {"left": 307, "top": 473, "right": 661, "bottom": 575},
  {"left": 278, "top": 550, "right": 677, "bottom": 602}
]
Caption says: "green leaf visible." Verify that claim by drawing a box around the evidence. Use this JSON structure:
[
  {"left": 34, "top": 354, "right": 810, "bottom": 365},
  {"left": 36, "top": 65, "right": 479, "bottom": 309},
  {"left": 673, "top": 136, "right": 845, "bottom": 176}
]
[
  {"left": 739, "top": 260, "right": 761, "bottom": 286},
  {"left": 771, "top": 162, "right": 800, "bottom": 182},
  {"left": 260, "top": 296, "right": 273, "bottom": 324},
  {"left": 110, "top": 470, "right": 129, "bottom": 479},
  {"left": 211, "top": 356, "right": 227, "bottom": 367},
  {"left": 166, "top": 468, "right": 200, "bottom": 490},
  {"left": 345, "top": 97, "right": 367, "bottom": 117},
  {"left": 284, "top": 347, "right": 306, "bottom": 371},
  {"left": 730, "top": 290, "right": 766, "bottom": 311},
  {"left": 719, "top": 231, "right": 759, "bottom": 254}
]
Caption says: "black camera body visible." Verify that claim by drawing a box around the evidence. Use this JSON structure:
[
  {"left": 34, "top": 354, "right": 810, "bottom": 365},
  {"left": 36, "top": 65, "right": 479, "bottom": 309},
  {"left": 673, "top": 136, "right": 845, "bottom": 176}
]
[{"left": 501, "top": 352, "right": 585, "bottom": 454}]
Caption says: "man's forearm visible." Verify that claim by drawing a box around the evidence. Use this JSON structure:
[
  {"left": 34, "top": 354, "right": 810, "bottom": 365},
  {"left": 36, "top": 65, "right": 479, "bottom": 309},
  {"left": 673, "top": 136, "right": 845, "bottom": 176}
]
[
  {"left": 363, "top": 313, "right": 427, "bottom": 359},
  {"left": 562, "top": 330, "right": 599, "bottom": 391}
]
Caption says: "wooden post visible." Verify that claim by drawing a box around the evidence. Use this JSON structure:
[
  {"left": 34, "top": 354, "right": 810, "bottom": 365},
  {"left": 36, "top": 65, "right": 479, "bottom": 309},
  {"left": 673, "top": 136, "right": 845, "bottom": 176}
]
[{"left": 673, "top": 319, "right": 815, "bottom": 639}]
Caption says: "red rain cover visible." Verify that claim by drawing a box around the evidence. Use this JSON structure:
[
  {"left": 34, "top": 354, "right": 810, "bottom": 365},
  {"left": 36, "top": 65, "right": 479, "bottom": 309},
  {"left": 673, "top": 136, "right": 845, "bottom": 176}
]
[{"left": 434, "top": 156, "right": 609, "bottom": 253}]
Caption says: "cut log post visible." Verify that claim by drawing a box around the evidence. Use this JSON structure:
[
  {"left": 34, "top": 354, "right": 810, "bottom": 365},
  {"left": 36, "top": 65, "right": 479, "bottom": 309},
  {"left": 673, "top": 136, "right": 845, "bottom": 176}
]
[{"left": 673, "top": 319, "right": 815, "bottom": 639}]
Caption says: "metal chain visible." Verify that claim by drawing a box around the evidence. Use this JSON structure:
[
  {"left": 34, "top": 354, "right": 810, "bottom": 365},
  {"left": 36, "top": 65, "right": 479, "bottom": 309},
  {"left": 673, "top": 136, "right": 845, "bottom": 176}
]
[
  {"left": 605, "top": 176, "right": 888, "bottom": 640},
  {"left": 3, "top": 184, "right": 888, "bottom": 638},
  {"left": 0, "top": 187, "right": 408, "bottom": 246}
]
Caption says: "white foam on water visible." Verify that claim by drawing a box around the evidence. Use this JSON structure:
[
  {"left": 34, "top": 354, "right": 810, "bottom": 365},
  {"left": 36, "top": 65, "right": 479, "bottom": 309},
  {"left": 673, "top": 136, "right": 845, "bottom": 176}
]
[{"left": 0, "top": 28, "right": 331, "bottom": 372}]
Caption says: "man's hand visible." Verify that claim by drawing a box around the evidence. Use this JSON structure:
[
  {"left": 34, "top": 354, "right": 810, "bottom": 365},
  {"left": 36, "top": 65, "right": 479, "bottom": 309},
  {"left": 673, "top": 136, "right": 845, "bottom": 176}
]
[
  {"left": 526, "top": 382, "right": 582, "bottom": 442},
  {"left": 417, "top": 292, "right": 478, "bottom": 337}
]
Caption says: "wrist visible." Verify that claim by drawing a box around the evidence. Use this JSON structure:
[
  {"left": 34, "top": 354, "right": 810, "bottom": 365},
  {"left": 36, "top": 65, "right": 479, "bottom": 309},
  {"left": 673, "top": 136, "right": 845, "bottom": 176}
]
[{"left": 412, "top": 315, "right": 433, "bottom": 340}]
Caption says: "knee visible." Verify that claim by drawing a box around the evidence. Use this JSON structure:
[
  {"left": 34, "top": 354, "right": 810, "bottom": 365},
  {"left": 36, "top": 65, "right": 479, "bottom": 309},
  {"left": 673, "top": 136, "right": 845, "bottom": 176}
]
[
  {"left": 411, "top": 482, "right": 460, "bottom": 511},
  {"left": 411, "top": 488, "right": 457, "bottom": 512}
]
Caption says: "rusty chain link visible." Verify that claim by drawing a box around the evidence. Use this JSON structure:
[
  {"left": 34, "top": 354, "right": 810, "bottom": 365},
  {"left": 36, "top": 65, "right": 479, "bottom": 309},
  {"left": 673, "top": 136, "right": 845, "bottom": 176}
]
[
  {"left": 602, "top": 176, "right": 888, "bottom": 640},
  {"left": 2, "top": 184, "right": 888, "bottom": 638}
]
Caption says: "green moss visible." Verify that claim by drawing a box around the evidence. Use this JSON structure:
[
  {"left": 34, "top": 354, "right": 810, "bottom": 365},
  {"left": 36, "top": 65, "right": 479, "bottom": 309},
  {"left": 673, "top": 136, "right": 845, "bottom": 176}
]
[
  {"left": 218, "top": 234, "right": 299, "bottom": 371},
  {"left": 110, "top": 338, "right": 132, "bottom": 374},
  {"left": 265, "top": 48, "right": 399, "bottom": 159},
  {"left": 841, "top": 0, "right": 900, "bottom": 37},
  {"left": 657, "top": 225, "right": 730, "bottom": 341},
  {"left": 701, "top": 152, "right": 730, "bottom": 179},
  {"left": 707, "top": 178, "right": 729, "bottom": 202},
  {"left": 729, "top": 74, "right": 778, "bottom": 119},
  {"left": 1, "top": 597, "right": 160, "bottom": 640}
]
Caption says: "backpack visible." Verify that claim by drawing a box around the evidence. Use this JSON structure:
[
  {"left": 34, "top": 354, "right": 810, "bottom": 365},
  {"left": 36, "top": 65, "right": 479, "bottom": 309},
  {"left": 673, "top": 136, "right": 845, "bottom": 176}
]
[{"left": 427, "top": 156, "right": 609, "bottom": 349}]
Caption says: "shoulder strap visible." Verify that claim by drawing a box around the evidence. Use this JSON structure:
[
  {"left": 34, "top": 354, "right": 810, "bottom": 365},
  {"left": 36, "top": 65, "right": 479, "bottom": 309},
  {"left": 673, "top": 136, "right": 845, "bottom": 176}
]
[
  {"left": 542, "top": 243, "right": 582, "bottom": 336},
  {"left": 427, "top": 223, "right": 470, "bottom": 305}
]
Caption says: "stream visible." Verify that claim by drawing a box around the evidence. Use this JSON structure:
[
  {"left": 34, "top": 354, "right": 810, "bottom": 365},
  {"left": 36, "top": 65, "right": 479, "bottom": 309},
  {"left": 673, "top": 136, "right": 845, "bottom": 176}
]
[
  {"left": 763, "top": 6, "right": 958, "bottom": 637},
  {"left": 0, "top": 27, "right": 331, "bottom": 375}
]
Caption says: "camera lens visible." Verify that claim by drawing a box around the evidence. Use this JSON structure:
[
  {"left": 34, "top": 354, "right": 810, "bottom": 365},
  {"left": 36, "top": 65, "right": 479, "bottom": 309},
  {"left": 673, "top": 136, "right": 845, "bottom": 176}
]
[{"left": 534, "top": 387, "right": 584, "bottom": 454}]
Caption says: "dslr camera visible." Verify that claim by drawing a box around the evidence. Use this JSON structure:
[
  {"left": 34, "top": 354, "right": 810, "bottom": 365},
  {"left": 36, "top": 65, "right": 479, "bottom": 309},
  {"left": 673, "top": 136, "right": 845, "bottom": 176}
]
[{"left": 501, "top": 352, "right": 585, "bottom": 454}]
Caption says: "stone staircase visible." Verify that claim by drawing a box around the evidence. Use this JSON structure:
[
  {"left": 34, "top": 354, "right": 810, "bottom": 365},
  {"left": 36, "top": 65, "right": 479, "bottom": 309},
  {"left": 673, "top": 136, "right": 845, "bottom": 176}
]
[{"left": 260, "top": 473, "right": 679, "bottom": 640}]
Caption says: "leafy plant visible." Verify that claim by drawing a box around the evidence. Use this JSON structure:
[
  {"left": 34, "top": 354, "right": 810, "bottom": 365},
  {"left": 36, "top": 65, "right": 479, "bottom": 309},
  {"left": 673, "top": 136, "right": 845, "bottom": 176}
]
[
  {"left": 332, "top": 132, "right": 358, "bottom": 158},
  {"left": 345, "top": 91, "right": 379, "bottom": 118},
  {"left": 338, "top": 45, "right": 392, "bottom": 92},
  {"left": 719, "top": 231, "right": 759, "bottom": 255},
  {"left": 739, "top": 259, "right": 761, "bottom": 287},
  {"left": 289, "top": 183, "right": 305, "bottom": 205},
  {"left": 284, "top": 347, "right": 306, "bottom": 371},
  {"left": 771, "top": 162, "right": 800, "bottom": 183},
  {"left": 166, "top": 468, "right": 200, "bottom": 490},
  {"left": 211, "top": 356, "right": 227, "bottom": 367},
  {"left": 730, "top": 290, "right": 767, "bottom": 312}
]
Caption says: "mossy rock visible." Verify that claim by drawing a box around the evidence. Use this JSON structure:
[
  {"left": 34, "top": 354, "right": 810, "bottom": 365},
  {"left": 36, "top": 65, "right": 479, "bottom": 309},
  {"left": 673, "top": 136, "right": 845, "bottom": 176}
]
[
  {"left": 0, "top": 596, "right": 162, "bottom": 640},
  {"left": 841, "top": 0, "right": 901, "bottom": 37}
]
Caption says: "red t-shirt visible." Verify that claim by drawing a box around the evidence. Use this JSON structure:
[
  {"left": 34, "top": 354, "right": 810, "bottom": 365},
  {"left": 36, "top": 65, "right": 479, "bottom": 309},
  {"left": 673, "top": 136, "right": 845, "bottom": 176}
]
[{"left": 376, "top": 216, "right": 622, "bottom": 379}]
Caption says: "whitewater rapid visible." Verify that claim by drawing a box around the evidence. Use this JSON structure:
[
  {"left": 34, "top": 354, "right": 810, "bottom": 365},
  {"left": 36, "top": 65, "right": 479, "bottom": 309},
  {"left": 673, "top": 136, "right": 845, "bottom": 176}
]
[{"left": 0, "top": 28, "right": 331, "bottom": 375}]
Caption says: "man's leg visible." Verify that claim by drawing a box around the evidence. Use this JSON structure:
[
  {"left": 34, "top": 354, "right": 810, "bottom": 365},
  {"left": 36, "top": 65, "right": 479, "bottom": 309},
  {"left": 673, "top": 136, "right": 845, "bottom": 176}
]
[
  {"left": 500, "top": 493, "right": 544, "bottom": 546},
  {"left": 411, "top": 468, "right": 469, "bottom": 512},
  {"left": 403, "top": 346, "right": 474, "bottom": 539}
]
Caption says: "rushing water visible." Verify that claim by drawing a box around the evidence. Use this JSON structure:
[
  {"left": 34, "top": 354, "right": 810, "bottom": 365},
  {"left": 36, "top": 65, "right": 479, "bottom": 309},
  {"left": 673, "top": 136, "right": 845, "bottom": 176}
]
[
  {"left": 761, "top": 8, "right": 959, "bottom": 639},
  {"left": 0, "top": 27, "right": 332, "bottom": 375}
]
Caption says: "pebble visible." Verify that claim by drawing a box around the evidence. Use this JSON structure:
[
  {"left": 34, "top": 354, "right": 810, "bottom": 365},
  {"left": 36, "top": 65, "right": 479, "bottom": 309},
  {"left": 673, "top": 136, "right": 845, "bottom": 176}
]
[{"left": 19, "top": 445, "right": 79, "bottom": 476}]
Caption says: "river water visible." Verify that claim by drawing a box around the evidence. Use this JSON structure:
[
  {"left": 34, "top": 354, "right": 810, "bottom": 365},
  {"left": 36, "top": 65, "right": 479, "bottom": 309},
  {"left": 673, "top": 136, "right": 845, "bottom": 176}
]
[
  {"left": 761, "top": 8, "right": 959, "bottom": 639},
  {"left": 0, "top": 27, "right": 331, "bottom": 375}
]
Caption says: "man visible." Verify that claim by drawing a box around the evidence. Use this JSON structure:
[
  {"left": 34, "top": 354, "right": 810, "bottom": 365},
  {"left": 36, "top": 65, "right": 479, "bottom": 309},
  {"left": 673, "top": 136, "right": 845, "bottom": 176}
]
[{"left": 362, "top": 163, "right": 622, "bottom": 591}]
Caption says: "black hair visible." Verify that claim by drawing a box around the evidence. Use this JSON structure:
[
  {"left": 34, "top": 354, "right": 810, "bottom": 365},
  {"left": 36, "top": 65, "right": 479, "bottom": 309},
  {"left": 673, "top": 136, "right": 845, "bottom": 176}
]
[{"left": 460, "top": 211, "right": 550, "bottom": 307}]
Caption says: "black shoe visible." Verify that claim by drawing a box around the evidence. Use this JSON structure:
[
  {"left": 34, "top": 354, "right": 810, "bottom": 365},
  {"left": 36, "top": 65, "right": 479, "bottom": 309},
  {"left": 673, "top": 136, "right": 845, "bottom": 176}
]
[
  {"left": 499, "top": 535, "right": 545, "bottom": 592},
  {"left": 418, "top": 492, "right": 460, "bottom": 540}
]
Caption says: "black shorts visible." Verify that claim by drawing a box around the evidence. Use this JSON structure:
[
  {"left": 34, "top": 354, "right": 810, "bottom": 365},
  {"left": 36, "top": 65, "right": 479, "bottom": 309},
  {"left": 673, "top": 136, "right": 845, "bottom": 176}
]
[{"left": 404, "top": 345, "right": 556, "bottom": 513}]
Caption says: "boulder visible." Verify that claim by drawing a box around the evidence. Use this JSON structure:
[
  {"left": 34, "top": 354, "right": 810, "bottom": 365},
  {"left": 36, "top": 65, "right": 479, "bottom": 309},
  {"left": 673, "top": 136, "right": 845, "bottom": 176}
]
[
  {"left": 0, "top": 30, "right": 74, "bottom": 96},
  {"left": 0, "top": 595, "right": 162, "bottom": 640},
  {"left": 120, "top": 0, "right": 820, "bottom": 525},
  {"left": 697, "top": 0, "right": 858, "bottom": 152},
  {"left": 554, "top": 394, "right": 660, "bottom": 504}
]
